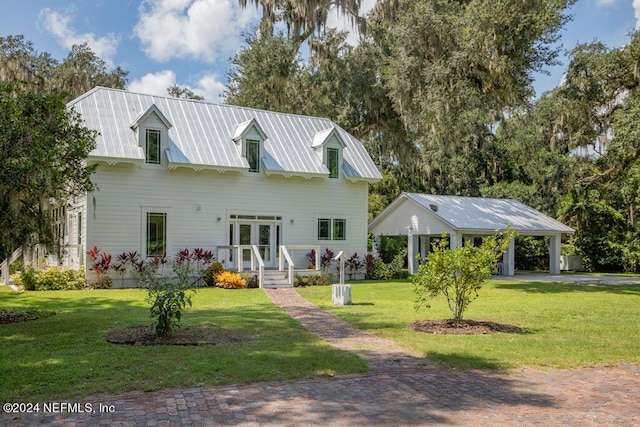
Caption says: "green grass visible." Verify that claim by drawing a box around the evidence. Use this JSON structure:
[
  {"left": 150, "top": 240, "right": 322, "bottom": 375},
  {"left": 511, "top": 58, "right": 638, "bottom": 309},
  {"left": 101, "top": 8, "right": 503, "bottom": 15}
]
[
  {"left": 298, "top": 279, "right": 640, "bottom": 370},
  {"left": 0, "top": 286, "right": 366, "bottom": 401}
]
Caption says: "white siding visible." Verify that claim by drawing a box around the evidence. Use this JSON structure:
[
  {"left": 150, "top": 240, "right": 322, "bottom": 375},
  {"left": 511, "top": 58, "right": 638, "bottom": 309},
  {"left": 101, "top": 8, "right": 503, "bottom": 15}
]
[
  {"left": 369, "top": 198, "right": 453, "bottom": 237},
  {"left": 81, "top": 162, "right": 369, "bottom": 278}
]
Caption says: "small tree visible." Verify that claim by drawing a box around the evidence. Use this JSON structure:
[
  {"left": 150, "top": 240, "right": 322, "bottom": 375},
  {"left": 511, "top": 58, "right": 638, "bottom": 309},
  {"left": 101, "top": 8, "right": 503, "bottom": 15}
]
[{"left": 413, "top": 229, "right": 516, "bottom": 323}]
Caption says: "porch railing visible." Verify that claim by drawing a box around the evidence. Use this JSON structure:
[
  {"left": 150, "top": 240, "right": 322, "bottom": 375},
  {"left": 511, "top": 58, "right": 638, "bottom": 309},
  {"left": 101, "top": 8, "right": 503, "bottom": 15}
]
[
  {"left": 279, "top": 246, "right": 295, "bottom": 286},
  {"left": 0, "top": 246, "right": 23, "bottom": 284},
  {"left": 216, "top": 245, "right": 265, "bottom": 288}
]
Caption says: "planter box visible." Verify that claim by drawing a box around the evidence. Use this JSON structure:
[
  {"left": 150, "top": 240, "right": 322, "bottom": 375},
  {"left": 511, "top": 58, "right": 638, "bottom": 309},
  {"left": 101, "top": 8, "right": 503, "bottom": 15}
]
[{"left": 332, "top": 284, "right": 352, "bottom": 306}]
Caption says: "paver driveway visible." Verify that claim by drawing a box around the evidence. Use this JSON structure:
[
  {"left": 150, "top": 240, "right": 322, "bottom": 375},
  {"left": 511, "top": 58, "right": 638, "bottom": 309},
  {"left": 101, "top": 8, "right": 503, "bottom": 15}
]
[{"left": 4, "top": 287, "right": 639, "bottom": 426}]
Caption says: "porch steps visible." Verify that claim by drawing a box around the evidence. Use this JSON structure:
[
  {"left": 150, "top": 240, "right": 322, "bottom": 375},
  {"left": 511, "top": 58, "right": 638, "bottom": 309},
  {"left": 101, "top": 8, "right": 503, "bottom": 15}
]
[{"left": 262, "top": 270, "right": 292, "bottom": 289}]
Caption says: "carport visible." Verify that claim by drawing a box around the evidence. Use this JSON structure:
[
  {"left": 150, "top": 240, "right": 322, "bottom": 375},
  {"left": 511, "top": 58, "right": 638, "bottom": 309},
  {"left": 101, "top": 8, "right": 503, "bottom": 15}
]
[{"left": 368, "top": 193, "right": 575, "bottom": 276}]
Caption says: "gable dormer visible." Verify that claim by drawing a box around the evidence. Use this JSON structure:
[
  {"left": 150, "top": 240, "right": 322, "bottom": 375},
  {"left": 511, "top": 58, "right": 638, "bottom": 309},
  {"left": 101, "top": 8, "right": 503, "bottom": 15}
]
[
  {"left": 312, "top": 127, "right": 346, "bottom": 179},
  {"left": 233, "top": 118, "right": 267, "bottom": 173},
  {"left": 131, "top": 104, "right": 173, "bottom": 166}
]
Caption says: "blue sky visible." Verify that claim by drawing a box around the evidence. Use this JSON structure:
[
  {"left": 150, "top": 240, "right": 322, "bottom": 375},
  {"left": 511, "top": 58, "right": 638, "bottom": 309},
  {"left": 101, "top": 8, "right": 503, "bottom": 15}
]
[{"left": 1, "top": 0, "right": 638, "bottom": 102}]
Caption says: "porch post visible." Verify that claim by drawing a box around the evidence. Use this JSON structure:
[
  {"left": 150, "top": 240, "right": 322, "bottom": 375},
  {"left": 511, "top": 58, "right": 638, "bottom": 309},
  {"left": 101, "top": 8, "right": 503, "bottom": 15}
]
[
  {"left": 549, "top": 234, "right": 561, "bottom": 275},
  {"left": 449, "top": 231, "right": 462, "bottom": 250},
  {"left": 407, "top": 230, "right": 418, "bottom": 275},
  {"left": 502, "top": 237, "right": 515, "bottom": 276}
]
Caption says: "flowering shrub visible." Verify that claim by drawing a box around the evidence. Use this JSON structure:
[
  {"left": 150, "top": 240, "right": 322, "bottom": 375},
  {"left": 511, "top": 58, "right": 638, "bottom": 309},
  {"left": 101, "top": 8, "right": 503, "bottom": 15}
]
[{"left": 215, "top": 271, "right": 246, "bottom": 289}]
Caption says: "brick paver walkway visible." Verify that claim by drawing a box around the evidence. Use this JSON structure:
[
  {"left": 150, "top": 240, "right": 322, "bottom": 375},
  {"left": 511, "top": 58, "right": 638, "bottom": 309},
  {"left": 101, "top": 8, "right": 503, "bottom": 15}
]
[{"left": 4, "top": 288, "right": 640, "bottom": 426}]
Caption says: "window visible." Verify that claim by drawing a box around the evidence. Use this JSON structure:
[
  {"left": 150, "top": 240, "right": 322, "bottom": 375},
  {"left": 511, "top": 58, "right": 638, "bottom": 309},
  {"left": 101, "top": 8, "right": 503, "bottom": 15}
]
[
  {"left": 246, "top": 139, "right": 260, "bottom": 172},
  {"left": 318, "top": 218, "right": 331, "bottom": 240},
  {"left": 317, "top": 218, "right": 346, "bottom": 240},
  {"left": 333, "top": 219, "right": 346, "bottom": 240},
  {"left": 327, "top": 147, "right": 339, "bottom": 178},
  {"left": 77, "top": 212, "right": 82, "bottom": 245},
  {"left": 145, "top": 129, "right": 161, "bottom": 164},
  {"left": 146, "top": 213, "right": 166, "bottom": 257}
]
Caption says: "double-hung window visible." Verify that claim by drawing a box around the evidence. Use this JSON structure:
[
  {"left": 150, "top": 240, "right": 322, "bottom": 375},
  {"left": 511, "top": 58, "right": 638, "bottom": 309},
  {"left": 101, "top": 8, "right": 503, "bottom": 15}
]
[
  {"left": 145, "top": 129, "right": 161, "bottom": 164},
  {"left": 317, "top": 218, "right": 346, "bottom": 240}
]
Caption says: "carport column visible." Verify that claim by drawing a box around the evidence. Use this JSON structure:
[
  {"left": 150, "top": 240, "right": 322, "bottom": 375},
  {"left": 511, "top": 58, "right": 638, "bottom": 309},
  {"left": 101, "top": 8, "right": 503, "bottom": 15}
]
[
  {"left": 502, "top": 237, "right": 515, "bottom": 276},
  {"left": 407, "top": 230, "right": 419, "bottom": 275},
  {"left": 449, "top": 232, "right": 462, "bottom": 250},
  {"left": 549, "top": 234, "right": 561, "bottom": 275}
]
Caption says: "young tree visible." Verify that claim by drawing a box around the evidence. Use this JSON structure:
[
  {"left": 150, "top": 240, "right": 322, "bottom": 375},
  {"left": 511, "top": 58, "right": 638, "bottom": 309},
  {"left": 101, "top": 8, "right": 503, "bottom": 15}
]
[
  {"left": 0, "top": 82, "right": 97, "bottom": 260},
  {"left": 413, "top": 229, "right": 515, "bottom": 323}
]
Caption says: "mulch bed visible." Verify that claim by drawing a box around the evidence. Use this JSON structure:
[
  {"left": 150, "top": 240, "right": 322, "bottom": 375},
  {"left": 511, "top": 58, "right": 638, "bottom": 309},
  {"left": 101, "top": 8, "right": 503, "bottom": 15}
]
[
  {"left": 0, "top": 309, "right": 56, "bottom": 324},
  {"left": 106, "top": 324, "right": 255, "bottom": 346},
  {"left": 411, "top": 319, "right": 523, "bottom": 335}
]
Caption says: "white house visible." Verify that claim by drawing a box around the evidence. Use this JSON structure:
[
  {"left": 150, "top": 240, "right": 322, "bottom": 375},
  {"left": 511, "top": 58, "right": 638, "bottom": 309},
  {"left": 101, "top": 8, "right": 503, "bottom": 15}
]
[
  {"left": 52, "top": 87, "right": 381, "bottom": 287},
  {"left": 368, "top": 193, "right": 575, "bottom": 275}
]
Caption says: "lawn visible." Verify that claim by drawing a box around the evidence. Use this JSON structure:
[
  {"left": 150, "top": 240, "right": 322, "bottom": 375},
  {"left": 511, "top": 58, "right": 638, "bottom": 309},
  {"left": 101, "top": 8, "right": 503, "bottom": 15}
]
[
  {"left": 297, "top": 279, "right": 640, "bottom": 370},
  {"left": 0, "top": 286, "right": 366, "bottom": 402}
]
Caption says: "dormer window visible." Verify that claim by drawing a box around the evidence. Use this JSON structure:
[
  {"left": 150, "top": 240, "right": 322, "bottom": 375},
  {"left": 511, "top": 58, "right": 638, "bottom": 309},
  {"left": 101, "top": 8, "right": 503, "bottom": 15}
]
[
  {"left": 131, "top": 104, "right": 172, "bottom": 167},
  {"left": 145, "top": 129, "right": 161, "bottom": 164},
  {"left": 246, "top": 139, "right": 260, "bottom": 172},
  {"left": 327, "top": 147, "right": 339, "bottom": 178},
  {"left": 312, "top": 127, "right": 346, "bottom": 180},
  {"left": 232, "top": 118, "right": 267, "bottom": 174}
]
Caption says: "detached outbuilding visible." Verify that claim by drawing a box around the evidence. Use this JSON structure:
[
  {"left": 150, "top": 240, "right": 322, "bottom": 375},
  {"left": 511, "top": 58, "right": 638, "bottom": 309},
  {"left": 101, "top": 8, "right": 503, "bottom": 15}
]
[{"left": 368, "top": 193, "right": 575, "bottom": 276}]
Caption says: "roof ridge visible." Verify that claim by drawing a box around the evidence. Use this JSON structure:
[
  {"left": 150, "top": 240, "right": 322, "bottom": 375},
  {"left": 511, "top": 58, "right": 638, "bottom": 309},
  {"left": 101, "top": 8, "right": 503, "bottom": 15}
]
[{"left": 87, "top": 86, "right": 336, "bottom": 124}]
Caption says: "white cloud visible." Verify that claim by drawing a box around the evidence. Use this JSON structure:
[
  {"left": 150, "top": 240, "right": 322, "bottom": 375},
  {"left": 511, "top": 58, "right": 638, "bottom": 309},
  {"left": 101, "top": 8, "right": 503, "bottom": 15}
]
[
  {"left": 192, "top": 73, "right": 226, "bottom": 101},
  {"left": 134, "top": 0, "right": 259, "bottom": 63},
  {"left": 128, "top": 70, "right": 225, "bottom": 101},
  {"left": 128, "top": 70, "right": 178, "bottom": 96},
  {"left": 39, "top": 8, "right": 120, "bottom": 66},
  {"left": 634, "top": 0, "right": 640, "bottom": 29}
]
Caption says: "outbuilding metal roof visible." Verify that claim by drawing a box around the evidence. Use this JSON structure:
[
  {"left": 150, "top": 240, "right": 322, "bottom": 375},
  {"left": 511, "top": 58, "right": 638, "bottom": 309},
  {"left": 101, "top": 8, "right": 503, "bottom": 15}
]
[
  {"left": 370, "top": 193, "right": 574, "bottom": 234},
  {"left": 68, "top": 87, "right": 382, "bottom": 181}
]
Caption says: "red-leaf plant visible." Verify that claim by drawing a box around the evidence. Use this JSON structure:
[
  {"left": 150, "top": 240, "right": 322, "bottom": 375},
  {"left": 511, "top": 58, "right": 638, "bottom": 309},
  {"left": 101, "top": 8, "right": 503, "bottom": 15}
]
[
  {"left": 346, "top": 252, "right": 365, "bottom": 280},
  {"left": 86, "top": 246, "right": 112, "bottom": 288},
  {"left": 320, "top": 248, "right": 334, "bottom": 272}
]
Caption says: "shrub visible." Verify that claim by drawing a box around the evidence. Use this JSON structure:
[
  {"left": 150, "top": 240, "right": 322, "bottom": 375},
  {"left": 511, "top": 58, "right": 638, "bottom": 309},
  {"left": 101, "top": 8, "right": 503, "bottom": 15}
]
[
  {"left": 35, "top": 267, "right": 86, "bottom": 290},
  {"left": 86, "top": 246, "right": 112, "bottom": 289},
  {"left": 13, "top": 266, "right": 86, "bottom": 291},
  {"left": 305, "top": 249, "right": 317, "bottom": 269},
  {"left": 364, "top": 254, "right": 375, "bottom": 280},
  {"left": 9, "top": 258, "right": 23, "bottom": 275},
  {"left": 345, "top": 253, "right": 364, "bottom": 279},
  {"left": 320, "top": 248, "right": 334, "bottom": 272},
  {"left": 215, "top": 271, "right": 246, "bottom": 289},
  {"left": 14, "top": 265, "right": 37, "bottom": 290},
  {"left": 413, "top": 229, "right": 515, "bottom": 322},
  {"left": 372, "top": 249, "right": 406, "bottom": 280},
  {"left": 294, "top": 272, "right": 332, "bottom": 287},
  {"left": 202, "top": 261, "right": 224, "bottom": 286},
  {"left": 240, "top": 272, "right": 259, "bottom": 288},
  {"left": 146, "top": 278, "right": 193, "bottom": 337}
]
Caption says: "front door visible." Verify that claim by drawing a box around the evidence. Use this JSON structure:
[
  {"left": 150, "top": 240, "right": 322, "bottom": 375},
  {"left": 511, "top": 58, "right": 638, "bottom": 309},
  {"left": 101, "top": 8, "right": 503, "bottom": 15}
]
[{"left": 238, "top": 222, "right": 275, "bottom": 268}]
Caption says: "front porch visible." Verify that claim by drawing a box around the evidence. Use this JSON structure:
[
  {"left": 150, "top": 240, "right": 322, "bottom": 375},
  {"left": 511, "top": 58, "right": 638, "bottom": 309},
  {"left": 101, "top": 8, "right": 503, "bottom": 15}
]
[{"left": 216, "top": 245, "right": 322, "bottom": 289}]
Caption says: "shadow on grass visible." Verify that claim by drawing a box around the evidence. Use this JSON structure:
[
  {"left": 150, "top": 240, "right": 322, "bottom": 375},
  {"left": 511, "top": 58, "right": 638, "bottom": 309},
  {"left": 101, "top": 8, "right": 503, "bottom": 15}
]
[
  {"left": 494, "top": 281, "right": 640, "bottom": 295},
  {"left": 0, "top": 291, "right": 368, "bottom": 401}
]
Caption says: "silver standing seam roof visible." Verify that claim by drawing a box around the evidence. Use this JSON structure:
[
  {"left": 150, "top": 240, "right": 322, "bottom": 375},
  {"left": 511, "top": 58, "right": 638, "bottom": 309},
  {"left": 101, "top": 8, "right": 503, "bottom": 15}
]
[
  {"left": 370, "top": 193, "right": 574, "bottom": 234},
  {"left": 67, "top": 87, "right": 382, "bottom": 181}
]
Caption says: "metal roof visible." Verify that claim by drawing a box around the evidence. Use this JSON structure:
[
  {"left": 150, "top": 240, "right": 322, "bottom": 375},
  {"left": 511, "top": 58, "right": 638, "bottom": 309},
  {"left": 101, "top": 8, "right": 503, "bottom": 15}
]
[
  {"left": 68, "top": 87, "right": 382, "bottom": 181},
  {"left": 370, "top": 193, "right": 574, "bottom": 234}
]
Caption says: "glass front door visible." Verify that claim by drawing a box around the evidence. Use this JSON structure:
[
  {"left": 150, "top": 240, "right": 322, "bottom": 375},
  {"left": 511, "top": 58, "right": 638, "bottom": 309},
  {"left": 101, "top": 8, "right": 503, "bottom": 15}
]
[{"left": 238, "top": 222, "right": 274, "bottom": 268}]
